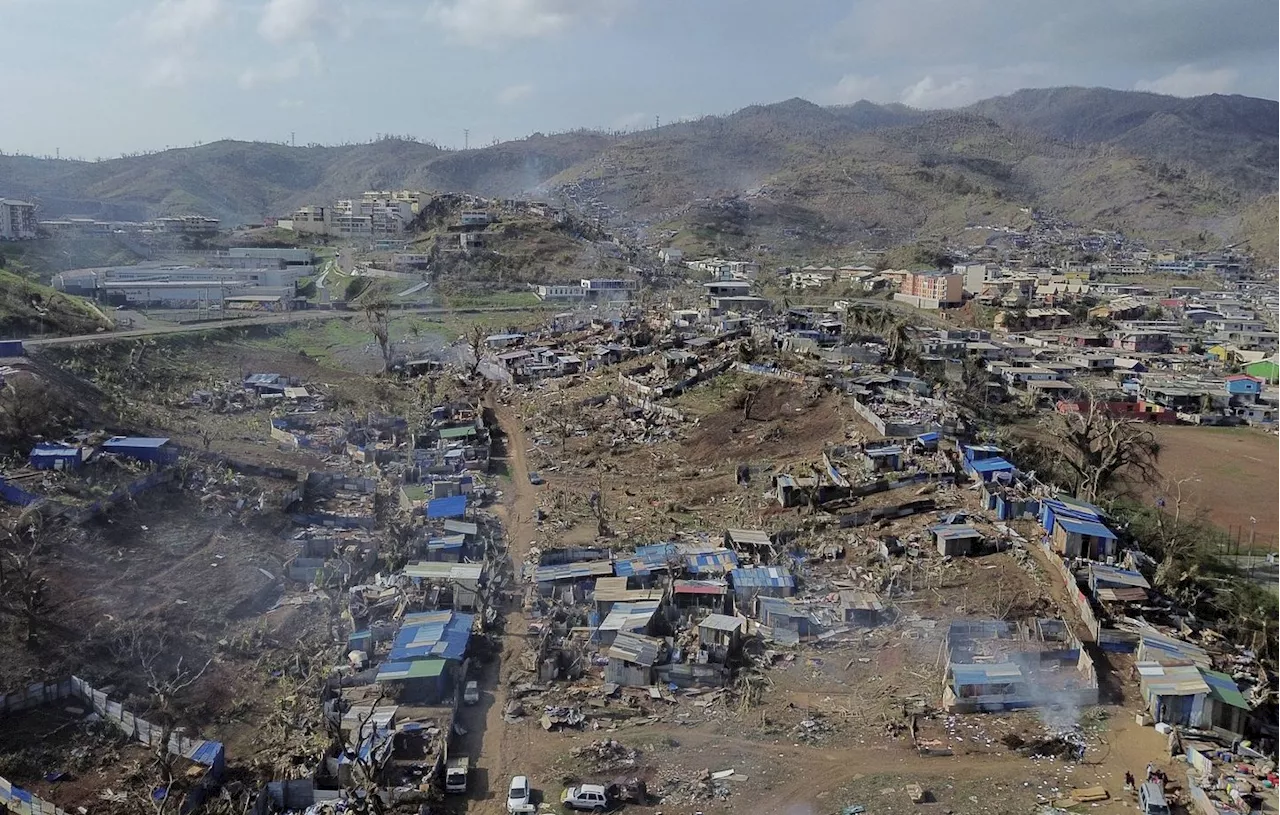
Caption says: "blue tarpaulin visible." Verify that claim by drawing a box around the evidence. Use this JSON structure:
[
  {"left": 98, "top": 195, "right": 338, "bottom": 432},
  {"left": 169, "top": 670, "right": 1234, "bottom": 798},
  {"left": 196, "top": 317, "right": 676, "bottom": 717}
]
[{"left": 426, "top": 494, "right": 468, "bottom": 518}]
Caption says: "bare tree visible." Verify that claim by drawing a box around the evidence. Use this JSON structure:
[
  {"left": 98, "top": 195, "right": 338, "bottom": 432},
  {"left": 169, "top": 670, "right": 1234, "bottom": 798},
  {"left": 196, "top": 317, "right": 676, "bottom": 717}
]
[
  {"left": 112, "top": 626, "right": 212, "bottom": 812},
  {"left": 1037, "top": 398, "right": 1161, "bottom": 503},
  {"left": 466, "top": 323, "right": 487, "bottom": 377},
  {"left": 363, "top": 300, "right": 394, "bottom": 373},
  {"left": 0, "top": 513, "right": 58, "bottom": 645}
]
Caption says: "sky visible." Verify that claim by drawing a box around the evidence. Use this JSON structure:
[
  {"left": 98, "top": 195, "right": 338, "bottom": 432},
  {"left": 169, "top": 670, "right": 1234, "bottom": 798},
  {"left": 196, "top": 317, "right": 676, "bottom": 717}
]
[{"left": 4, "top": 0, "right": 1278, "bottom": 158}]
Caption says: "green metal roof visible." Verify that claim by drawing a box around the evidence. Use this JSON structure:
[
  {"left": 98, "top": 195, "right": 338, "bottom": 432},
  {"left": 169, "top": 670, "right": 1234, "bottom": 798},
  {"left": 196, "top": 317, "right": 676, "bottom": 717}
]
[
  {"left": 1202, "top": 669, "right": 1250, "bottom": 710},
  {"left": 438, "top": 426, "right": 478, "bottom": 440}
]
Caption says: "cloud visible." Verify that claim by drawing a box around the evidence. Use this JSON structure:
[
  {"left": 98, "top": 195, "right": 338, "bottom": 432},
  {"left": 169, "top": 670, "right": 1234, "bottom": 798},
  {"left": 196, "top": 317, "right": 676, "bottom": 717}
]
[
  {"left": 426, "top": 0, "right": 627, "bottom": 46},
  {"left": 819, "top": 74, "right": 889, "bottom": 105},
  {"left": 144, "top": 53, "right": 194, "bottom": 88},
  {"left": 496, "top": 83, "right": 535, "bottom": 105},
  {"left": 143, "top": 0, "right": 224, "bottom": 43},
  {"left": 239, "top": 44, "right": 322, "bottom": 88},
  {"left": 257, "top": 0, "right": 328, "bottom": 43},
  {"left": 1135, "top": 64, "right": 1239, "bottom": 97},
  {"left": 900, "top": 75, "right": 980, "bottom": 108}
]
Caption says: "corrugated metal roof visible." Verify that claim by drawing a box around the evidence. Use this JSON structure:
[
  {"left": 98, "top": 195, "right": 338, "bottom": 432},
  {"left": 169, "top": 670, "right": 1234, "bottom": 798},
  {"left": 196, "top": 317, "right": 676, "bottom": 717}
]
[
  {"left": 673, "top": 579, "right": 728, "bottom": 595},
  {"left": 1056, "top": 517, "right": 1118, "bottom": 539},
  {"left": 685, "top": 548, "right": 738, "bottom": 574},
  {"left": 391, "top": 611, "right": 473, "bottom": 661},
  {"left": 438, "top": 426, "right": 477, "bottom": 440},
  {"left": 725, "top": 529, "right": 772, "bottom": 547},
  {"left": 730, "top": 566, "right": 795, "bottom": 589},
  {"left": 838, "top": 590, "right": 884, "bottom": 611},
  {"left": 442, "top": 519, "right": 478, "bottom": 536},
  {"left": 403, "top": 561, "right": 483, "bottom": 581},
  {"left": 930, "top": 524, "right": 982, "bottom": 541},
  {"left": 1202, "top": 669, "right": 1249, "bottom": 710},
  {"left": 426, "top": 494, "right": 468, "bottom": 518},
  {"left": 607, "top": 631, "right": 663, "bottom": 666},
  {"left": 598, "top": 600, "right": 661, "bottom": 633},
  {"left": 1088, "top": 563, "right": 1150, "bottom": 590},
  {"left": 1137, "top": 662, "right": 1209, "bottom": 697},
  {"left": 968, "top": 456, "right": 1015, "bottom": 473},
  {"left": 535, "top": 560, "right": 615, "bottom": 582},
  {"left": 699, "top": 614, "right": 746, "bottom": 633},
  {"left": 376, "top": 658, "right": 447, "bottom": 682}
]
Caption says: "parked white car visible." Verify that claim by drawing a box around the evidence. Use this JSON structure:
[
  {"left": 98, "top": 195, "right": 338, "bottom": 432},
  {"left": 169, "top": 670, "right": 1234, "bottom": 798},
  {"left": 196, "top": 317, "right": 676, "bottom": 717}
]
[
  {"left": 463, "top": 680, "right": 480, "bottom": 705},
  {"left": 507, "top": 775, "right": 534, "bottom": 813}
]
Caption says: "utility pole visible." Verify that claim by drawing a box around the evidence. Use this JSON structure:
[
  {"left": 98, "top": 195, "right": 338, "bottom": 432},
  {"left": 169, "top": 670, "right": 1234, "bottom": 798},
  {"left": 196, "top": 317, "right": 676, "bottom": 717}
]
[{"left": 464, "top": 129, "right": 470, "bottom": 150}]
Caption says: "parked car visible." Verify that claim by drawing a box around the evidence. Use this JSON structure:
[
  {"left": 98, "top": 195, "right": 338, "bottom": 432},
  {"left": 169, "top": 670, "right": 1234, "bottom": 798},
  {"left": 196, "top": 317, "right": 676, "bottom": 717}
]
[
  {"left": 528, "top": 471, "right": 545, "bottom": 485},
  {"left": 444, "top": 757, "right": 469, "bottom": 794},
  {"left": 507, "top": 776, "right": 534, "bottom": 813},
  {"left": 560, "top": 784, "right": 611, "bottom": 812},
  {"left": 463, "top": 680, "right": 480, "bottom": 705}
]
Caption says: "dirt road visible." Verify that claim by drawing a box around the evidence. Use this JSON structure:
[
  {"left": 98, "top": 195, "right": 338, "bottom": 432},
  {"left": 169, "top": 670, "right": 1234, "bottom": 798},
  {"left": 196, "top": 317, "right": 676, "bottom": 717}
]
[{"left": 460, "top": 393, "right": 539, "bottom": 814}]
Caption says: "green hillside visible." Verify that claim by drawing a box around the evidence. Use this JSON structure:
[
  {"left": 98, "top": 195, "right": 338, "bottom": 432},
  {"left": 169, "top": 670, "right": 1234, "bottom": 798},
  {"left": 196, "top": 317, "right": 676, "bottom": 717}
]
[{"left": 0, "top": 267, "right": 114, "bottom": 338}]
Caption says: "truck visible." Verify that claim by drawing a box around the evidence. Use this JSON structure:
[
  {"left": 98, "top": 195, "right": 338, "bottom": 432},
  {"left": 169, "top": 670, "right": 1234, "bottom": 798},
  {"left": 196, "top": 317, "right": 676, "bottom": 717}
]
[{"left": 444, "top": 757, "right": 469, "bottom": 794}]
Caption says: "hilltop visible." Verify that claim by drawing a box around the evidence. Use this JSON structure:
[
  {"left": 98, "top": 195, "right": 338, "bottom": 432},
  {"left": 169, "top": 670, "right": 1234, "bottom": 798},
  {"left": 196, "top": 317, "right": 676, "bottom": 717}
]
[{"left": 1, "top": 87, "right": 1274, "bottom": 255}]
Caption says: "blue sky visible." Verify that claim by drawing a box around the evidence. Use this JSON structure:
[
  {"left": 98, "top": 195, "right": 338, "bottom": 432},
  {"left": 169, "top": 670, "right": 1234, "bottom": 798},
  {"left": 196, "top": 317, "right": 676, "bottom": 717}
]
[{"left": 5, "top": 0, "right": 1277, "bottom": 158}]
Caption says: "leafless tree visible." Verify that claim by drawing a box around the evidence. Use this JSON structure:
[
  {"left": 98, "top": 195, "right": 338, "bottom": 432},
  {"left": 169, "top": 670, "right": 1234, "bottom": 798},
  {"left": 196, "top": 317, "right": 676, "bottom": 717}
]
[
  {"left": 363, "top": 300, "right": 394, "bottom": 373},
  {"left": 1037, "top": 397, "right": 1161, "bottom": 502},
  {"left": 0, "top": 512, "right": 59, "bottom": 645},
  {"left": 466, "top": 323, "right": 487, "bottom": 377},
  {"left": 112, "top": 625, "right": 212, "bottom": 811}
]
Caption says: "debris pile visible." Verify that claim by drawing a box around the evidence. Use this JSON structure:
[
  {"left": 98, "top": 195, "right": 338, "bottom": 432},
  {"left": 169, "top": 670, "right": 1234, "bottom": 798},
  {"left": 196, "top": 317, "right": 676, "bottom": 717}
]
[{"left": 570, "top": 739, "right": 639, "bottom": 772}]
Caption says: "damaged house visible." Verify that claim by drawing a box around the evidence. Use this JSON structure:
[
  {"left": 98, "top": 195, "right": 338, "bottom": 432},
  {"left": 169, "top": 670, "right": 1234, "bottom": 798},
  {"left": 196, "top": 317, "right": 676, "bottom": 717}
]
[{"left": 943, "top": 619, "right": 1098, "bottom": 713}]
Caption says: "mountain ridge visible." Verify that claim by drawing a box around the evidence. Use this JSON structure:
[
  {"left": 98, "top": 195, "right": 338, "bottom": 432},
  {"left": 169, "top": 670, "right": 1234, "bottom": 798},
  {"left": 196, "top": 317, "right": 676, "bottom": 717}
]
[{"left": 1, "top": 87, "right": 1274, "bottom": 254}]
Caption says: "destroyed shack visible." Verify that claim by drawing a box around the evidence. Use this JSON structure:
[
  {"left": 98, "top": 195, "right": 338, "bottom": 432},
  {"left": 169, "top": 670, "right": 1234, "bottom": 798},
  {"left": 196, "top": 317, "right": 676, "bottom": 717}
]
[
  {"left": 730, "top": 566, "right": 796, "bottom": 607},
  {"left": 863, "top": 444, "right": 904, "bottom": 473},
  {"left": 402, "top": 562, "right": 486, "bottom": 611},
  {"left": 672, "top": 579, "right": 731, "bottom": 614},
  {"left": 697, "top": 613, "right": 745, "bottom": 662},
  {"left": 930, "top": 524, "right": 983, "bottom": 557},
  {"left": 28, "top": 442, "right": 89, "bottom": 471},
  {"left": 1137, "top": 661, "right": 1250, "bottom": 738},
  {"left": 101, "top": 435, "right": 177, "bottom": 465},
  {"left": 943, "top": 619, "right": 1098, "bottom": 713},
  {"left": 605, "top": 631, "right": 666, "bottom": 687},
  {"left": 595, "top": 600, "right": 663, "bottom": 647},
  {"left": 592, "top": 577, "right": 666, "bottom": 621},
  {"left": 1040, "top": 497, "right": 1119, "bottom": 561},
  {"left": 838, "top": 590, "right": 886, "bottom": 627}
]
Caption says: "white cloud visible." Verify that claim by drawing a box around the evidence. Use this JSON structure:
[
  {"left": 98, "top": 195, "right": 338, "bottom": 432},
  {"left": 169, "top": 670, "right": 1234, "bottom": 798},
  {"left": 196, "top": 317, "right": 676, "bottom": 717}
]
[
  {"left": 819, "top": 74, "right": 890, "bottom": 105},
  {"left": 143, "top": 0, "right": 224, "bottom": 43},
  {"left": 257, "top": 0, "right": 328, "bottom": 43},
  {"left": 426, "top": 0, "right": 626, "bottom": 46},
  {"left": 496, "top": 83, "right": 535, "bottom": 105},
  {"left": 239, "top": 43, "right": 322, "bottom": 88},
  {"left": 899, "top": 75, "right": 980, "bottom": 108},
  {"left": 1134, "top": 64, "right": 1238, "bottom": 97},
  {"left": 144, "top": 53, "right": 193, "bottom": 88}
]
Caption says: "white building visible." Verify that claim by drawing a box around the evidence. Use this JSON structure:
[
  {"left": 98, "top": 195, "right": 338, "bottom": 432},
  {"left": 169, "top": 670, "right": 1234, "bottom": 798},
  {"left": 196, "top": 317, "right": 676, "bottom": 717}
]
[
  {"left": 0, "top": 199, "right": 39, "bottom": 240},
  {"left": 658, "top": 248, "right": 684, "bottom": 265}
]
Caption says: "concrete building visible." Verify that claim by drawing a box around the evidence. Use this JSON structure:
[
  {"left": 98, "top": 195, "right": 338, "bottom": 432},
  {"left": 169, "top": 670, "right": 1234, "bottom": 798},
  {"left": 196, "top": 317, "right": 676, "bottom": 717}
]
[
  {"left": 902, "top": 270, "right": 963, "bottom": 303},
  {"left": 153, "top": 215, "right": 220, "bottom": 235},
  {"left": 0, "top": 199, "right": 38, "bottom": 240}
]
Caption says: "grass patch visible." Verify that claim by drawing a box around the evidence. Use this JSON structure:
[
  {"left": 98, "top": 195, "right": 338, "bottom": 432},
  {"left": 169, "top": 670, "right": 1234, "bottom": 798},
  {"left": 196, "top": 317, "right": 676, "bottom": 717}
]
[{"left": 0, "top": 269, "right": 115, "bottom": 338}]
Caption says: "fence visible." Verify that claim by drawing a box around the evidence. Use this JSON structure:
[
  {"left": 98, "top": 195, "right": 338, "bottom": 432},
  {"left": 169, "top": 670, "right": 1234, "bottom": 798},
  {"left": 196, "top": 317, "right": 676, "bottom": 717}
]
[{"left": 0, "top": 676, "right": 224, "bottom": 815}]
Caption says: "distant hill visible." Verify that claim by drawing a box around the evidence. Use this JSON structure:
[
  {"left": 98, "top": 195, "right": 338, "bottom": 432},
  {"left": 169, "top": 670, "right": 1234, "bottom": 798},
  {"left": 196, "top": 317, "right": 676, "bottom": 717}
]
[{"left": 1, "top": 87, "right": 1274, "bottom": 257}]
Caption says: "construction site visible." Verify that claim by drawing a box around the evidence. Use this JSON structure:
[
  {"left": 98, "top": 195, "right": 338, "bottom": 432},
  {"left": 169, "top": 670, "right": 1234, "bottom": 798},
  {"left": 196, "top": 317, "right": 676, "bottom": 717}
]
[{"left": 0, "top": 292, "right": 1273, "bottom": 815}]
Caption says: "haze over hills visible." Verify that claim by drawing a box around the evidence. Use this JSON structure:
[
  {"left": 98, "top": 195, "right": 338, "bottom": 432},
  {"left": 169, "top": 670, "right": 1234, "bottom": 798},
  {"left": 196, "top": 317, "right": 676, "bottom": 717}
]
[{"left": 2, "top": 87, "right": 1275, "bottom": 256}]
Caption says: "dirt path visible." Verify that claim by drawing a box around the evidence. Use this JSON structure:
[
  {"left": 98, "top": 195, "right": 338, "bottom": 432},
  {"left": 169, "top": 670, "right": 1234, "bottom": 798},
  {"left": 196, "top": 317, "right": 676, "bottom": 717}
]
[{"left": 467, "top": 392, "right": 539, "bottom": 815}]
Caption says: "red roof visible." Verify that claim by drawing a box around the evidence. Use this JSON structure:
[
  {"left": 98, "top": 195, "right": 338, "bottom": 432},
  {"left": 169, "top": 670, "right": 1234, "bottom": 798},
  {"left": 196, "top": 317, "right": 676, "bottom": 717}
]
[{"left": 1225, "top": 374, "right": 1262, "bottom": 382}]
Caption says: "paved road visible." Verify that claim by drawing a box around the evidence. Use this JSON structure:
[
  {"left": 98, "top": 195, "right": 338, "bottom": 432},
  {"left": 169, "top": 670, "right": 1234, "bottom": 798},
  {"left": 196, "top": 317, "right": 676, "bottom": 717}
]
[{"left": 23, "top": 305, "right": 552, "bottom": 349}]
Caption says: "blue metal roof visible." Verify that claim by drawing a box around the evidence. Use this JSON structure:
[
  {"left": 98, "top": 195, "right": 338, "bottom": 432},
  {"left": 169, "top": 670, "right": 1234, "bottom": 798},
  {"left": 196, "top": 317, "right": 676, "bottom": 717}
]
[
  {"left": 968, "top": 456, "right": 1015, "bottom": 473},
  {"left": 917, "top": 432, "right": 940, "bottom": 443},
  {"left": 391, "top": 610, "right": 473, "bottom": 661},
  {"left": 685, "top": 548, "right": 739, "bottom": 574},
  {"left": 615, "top": 543, "right": 680, "bottom": 577},
  {"left": 731, "top": 566, "right": 795, "bottom": 589},
  {"left": 1056, "top": 517, "right": 1118, "bottom": 540},
  {"left": 534, "top": 560, "right": 615, "bottom": 582},
  {"left": 426, "top": 494, "right": 468, "bottom": 518}
]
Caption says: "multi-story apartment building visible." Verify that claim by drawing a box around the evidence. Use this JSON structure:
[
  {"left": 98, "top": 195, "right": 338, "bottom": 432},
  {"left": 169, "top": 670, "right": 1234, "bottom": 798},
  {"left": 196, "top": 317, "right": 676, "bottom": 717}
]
[
  {"left": 0, "top": 199, "right": 39, "bottom": 240},
  {"left": 900, "top": 270, "right": 963, "bottom": 306}
]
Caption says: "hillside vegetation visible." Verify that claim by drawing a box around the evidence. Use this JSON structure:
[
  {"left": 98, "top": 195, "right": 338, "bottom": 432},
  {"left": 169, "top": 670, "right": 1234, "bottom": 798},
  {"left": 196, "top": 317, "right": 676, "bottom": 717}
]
[
  {"left": 0, "top": 268, "right": 114, "bottom": 338},
  {"left": 1, "top": 88, "right": 1274, "bottom": 256}
]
